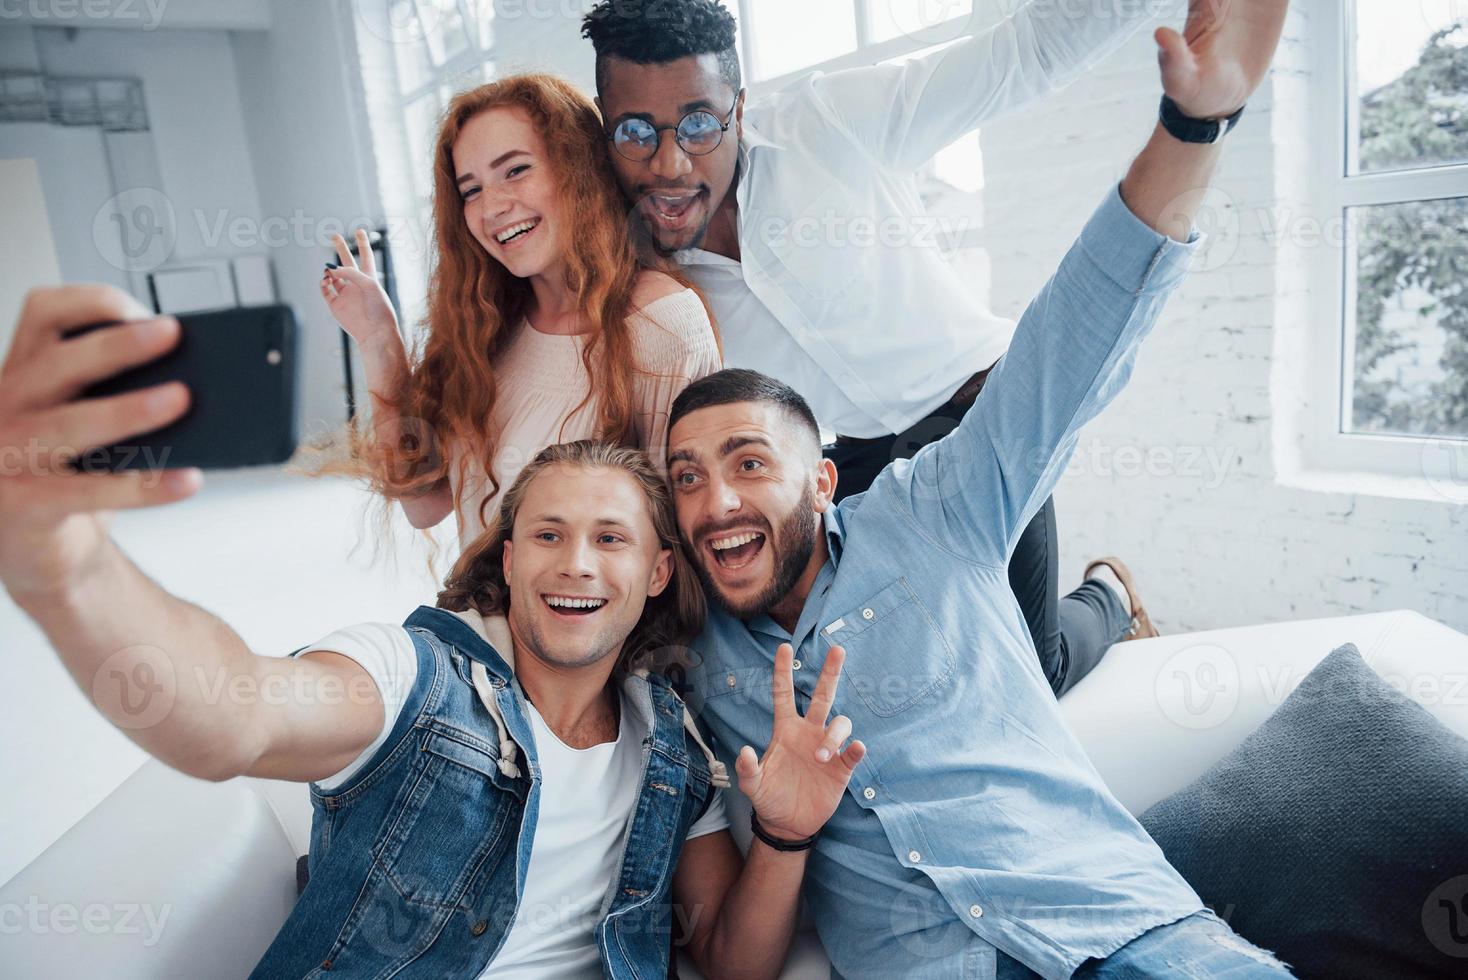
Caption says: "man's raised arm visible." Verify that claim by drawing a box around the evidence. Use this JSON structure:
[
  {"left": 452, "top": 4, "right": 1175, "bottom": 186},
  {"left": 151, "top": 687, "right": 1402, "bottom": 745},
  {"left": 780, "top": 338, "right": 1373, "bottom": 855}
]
[
  {"left": 884, "top": 0, "right": 1289, "bottom": 564},
  {"left": 807, "top": 0, "right": 1184, "bottom": 173},
  {"left": 0, "top": 286, "right": 382, "bottom": 783}
]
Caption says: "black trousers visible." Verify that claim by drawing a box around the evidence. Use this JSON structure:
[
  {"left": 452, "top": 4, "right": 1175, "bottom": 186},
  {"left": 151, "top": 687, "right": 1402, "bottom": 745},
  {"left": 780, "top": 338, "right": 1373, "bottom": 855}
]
[{"left": 823, "top": 398, "right": 1131, "bottom": 697}]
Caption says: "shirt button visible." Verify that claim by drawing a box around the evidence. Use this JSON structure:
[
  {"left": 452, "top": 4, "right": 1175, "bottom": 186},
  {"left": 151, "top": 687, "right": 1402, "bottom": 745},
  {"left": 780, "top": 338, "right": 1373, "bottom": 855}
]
[
  {"left": 862, "top": 787, "right": 876, "bottom": 800},
  {"left": 862, "top": 607, "right": 875, "bottom": 620},
  {"left": 791, "top": 659, "right": 802, "bottom": 670},
  {"left": 726, "top": 672, "right": 736, "bottom": 688},
  {"left": 969, "top": 904, "right": 984, "bottom": 918},
  {"left": 471, "top": 920, "right": 488, "bottom": 936},
  {"left": 908, "top": 849, "right": 922, "bottom": 863}
]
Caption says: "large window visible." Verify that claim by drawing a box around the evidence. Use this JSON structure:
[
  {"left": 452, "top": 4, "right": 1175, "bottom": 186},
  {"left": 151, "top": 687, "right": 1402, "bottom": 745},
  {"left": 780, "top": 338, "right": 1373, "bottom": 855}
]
[
  {"left": 353, "top": 0, "right": 499, "bottom": 346},
  {"left": 740, "top": 0, "right": 990, "bottom": 300},
  {"left": 737, "top": 0, "right": 974, "bottom": 86},
  {"left": 389, "top": 0, "right": 498, "bottom": 203},
  {"left": 1313, "top": 1, "right": 1468, "bottom": 479}
]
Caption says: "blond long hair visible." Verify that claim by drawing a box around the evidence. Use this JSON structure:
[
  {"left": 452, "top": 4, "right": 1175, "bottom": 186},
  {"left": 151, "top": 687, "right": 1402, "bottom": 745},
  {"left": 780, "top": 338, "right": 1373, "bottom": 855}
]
[{"left": 437, "top": 441, "right": 705, "bottom": 672}]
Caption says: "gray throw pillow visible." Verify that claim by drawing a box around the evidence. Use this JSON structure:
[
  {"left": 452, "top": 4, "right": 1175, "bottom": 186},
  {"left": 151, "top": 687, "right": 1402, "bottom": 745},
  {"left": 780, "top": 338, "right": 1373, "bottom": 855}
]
[{"left": 1140, "top": 644, "right": 1468, "bottom": 978}]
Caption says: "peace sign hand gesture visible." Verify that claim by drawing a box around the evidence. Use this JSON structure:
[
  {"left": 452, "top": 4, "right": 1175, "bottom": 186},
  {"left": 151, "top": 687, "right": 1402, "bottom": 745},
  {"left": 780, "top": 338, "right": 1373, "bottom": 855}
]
[
  {"left": 319, "top": 229, "right": 399, "bottom": 347},
  {"left": 736, "top": 643, "right": 866, "bottom": 842}
]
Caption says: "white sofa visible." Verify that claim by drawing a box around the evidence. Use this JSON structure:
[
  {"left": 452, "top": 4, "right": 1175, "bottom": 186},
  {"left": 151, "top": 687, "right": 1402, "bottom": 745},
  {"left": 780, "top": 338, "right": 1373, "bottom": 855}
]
[{"left": 5, "top": 610, "right": 1465, "bottom": 978}]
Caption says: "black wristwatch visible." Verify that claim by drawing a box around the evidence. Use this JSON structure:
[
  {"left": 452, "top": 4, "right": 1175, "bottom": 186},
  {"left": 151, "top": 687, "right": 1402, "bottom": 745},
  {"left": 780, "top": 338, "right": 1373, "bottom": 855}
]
[
  {"left": 1159, "top": 95, "right": 1246, "bottom": 144},
  {"left": 750, "top": 811, "right": 818, "bottom": 852}
]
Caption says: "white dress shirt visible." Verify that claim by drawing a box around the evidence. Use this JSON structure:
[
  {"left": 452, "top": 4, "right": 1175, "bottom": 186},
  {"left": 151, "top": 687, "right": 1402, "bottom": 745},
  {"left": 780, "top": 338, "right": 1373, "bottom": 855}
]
[{"left": 677, "top": 0, "right": 1179, "bottom": 438}]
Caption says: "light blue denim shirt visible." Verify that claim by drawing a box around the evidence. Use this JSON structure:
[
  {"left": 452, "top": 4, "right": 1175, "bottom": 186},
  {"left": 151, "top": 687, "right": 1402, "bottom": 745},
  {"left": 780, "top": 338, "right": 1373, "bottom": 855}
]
[{"left": 689, "top": 184, "right": 1206, "bottom": 980}]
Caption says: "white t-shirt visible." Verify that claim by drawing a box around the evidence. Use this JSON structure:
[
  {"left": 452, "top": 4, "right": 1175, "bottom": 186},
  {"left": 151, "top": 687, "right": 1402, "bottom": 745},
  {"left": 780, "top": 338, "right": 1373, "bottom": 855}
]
[{"left": 299, "top": 621, "right": 730, "bottom": 978}]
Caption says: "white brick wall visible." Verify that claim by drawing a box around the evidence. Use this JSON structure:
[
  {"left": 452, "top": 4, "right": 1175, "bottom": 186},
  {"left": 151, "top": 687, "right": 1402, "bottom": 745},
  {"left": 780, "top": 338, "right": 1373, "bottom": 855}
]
[{"left": 982, "top": 9, "right": 1468, "bottom": 634}]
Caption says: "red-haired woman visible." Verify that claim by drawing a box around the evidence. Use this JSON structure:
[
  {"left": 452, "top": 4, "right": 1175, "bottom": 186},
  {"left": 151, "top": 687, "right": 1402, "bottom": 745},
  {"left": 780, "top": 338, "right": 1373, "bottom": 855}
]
[{"left": 321, "top": 73, "right": 719, "bottom": 545}]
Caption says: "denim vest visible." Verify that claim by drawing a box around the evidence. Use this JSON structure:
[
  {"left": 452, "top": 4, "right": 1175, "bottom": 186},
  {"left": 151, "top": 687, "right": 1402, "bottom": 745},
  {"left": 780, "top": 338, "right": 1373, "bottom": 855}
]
[{"left": 250, "top": 605, "right": 724, "bottom": 979}]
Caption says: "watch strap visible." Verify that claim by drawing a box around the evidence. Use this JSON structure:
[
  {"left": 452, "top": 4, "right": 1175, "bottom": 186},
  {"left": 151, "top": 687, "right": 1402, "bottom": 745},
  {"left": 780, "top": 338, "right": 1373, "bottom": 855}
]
[{"left": 1159, "top": 95, "right": 1246, "bottom": 144}]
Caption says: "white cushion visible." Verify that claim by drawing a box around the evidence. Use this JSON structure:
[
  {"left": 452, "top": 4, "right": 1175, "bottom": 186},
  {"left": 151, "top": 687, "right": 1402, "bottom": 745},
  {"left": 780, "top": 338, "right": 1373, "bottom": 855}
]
[
  {"left": 0, "top": 762, "right": 298, "bottom": 978},
  {"left": 1059, "top": 609, "right": 1468, "bottom": 815}
]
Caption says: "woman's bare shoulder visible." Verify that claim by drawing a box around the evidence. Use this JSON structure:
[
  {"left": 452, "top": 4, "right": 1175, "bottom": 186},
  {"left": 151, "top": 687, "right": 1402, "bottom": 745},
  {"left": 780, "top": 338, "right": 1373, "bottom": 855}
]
[
  {"left": 631, "top": 269, "right": 690, "bottom": 308},
  {"left": 626, "top": 272, "right": 717, "bottom": 369}
]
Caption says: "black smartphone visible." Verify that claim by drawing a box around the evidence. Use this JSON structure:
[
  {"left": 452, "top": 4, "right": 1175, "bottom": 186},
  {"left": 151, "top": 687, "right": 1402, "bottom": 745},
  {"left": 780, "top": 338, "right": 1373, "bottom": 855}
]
[{"left": 61, "top": 304, "right": 299, "bottom": 471}]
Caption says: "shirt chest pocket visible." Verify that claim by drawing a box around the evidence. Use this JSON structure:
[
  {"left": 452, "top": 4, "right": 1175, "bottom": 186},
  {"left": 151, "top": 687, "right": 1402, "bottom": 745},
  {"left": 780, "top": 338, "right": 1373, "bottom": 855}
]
[
  {"left": 758, "top": 184, "right": 869, "bottom": 311},
  {"left": 821, "top": 577, "right": 958, "bottom": 717}
]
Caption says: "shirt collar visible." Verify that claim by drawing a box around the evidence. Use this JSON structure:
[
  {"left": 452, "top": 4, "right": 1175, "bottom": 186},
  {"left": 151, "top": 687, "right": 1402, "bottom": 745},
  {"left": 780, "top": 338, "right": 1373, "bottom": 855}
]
[
  {"left": 740, "top": 118, "right": 779, "bottom": 154},
  {"left": 675, "top": 125, "right": 778, "bottom": 268},
  {"left": 730, "top": 508, "right": 847, "bottom": 643},
  {"left": 822, "top": 504, "right": 848, "bottom": 565}
]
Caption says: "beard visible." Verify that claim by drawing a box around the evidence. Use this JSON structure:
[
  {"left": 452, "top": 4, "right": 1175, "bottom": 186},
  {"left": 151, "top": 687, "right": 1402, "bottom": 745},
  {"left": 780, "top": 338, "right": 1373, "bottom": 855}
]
[
  {"left": 694, "top": 482, "right": 819, "bottom": 621},
  {"left": 633, "top": 197, "right": 714, "bottom": 256}
]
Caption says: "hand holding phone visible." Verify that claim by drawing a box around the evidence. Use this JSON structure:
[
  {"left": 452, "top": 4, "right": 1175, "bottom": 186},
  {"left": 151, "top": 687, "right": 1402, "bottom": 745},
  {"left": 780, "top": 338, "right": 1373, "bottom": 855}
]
[
  {"left": 0, "top": 285, "right": 201, "bottom": 599},
  {"left": 62, "top": 304, "right": 299, "bottom": 472}
]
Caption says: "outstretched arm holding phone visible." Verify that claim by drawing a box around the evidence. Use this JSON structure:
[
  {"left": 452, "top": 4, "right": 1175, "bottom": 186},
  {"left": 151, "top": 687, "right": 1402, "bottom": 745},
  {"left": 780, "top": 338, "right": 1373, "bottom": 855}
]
[{"left": 0, "top": 284, "right": 383, "bottom": 783}]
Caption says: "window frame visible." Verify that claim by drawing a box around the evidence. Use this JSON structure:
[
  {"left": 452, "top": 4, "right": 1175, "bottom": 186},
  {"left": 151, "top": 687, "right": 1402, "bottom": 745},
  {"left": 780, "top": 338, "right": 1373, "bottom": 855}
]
[
  {"left": 739, "top": 0, "right": 973, "bottom": 95},
  {"left": 738, "top": 0, "right": 988, "bottom": 261},
  {"left": 1307, "top": 0, "right": 1468, "bottom": 483}
]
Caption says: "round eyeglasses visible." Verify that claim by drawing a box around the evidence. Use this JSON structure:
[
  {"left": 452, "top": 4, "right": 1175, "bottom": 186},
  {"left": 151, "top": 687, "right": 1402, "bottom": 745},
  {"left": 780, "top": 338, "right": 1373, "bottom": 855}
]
[{"left": 606, "top": 95, "right": 741, "bottom": 163}]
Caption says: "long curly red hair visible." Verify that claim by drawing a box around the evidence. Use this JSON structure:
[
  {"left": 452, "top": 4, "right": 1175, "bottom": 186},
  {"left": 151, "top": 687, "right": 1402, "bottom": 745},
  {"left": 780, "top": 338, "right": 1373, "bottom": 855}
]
[{"left": 360, "top": 73, "right": 707, "bottom": 532}]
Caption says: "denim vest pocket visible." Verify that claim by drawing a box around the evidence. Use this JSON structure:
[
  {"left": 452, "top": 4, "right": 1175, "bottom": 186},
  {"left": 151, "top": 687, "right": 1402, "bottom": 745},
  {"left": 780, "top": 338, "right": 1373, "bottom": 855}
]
[
  {"left": 822, "top": 577, "right": 957, "bottom": 717},
  {"left": 370, "top": 727, "right": 519, "bottom": 909}
]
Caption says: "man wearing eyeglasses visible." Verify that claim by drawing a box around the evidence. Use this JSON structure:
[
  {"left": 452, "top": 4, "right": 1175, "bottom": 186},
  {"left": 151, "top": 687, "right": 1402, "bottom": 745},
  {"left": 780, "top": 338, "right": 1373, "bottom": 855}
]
[{"left": 584, "top": 0, "right": 1181, "bottom": 701}]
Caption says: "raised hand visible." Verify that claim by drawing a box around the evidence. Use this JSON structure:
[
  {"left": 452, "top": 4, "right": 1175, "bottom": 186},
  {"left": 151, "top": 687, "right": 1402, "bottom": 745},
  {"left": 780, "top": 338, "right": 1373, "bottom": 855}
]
[
  {"left": 735, "top": 643, "right": 866, "bottom": 842},
  {"left": 320, "top": 229, "right": 399, "bottom": 347},
  {"left": 1157, "top": 0, "right": 1291, "bottom": 120}
]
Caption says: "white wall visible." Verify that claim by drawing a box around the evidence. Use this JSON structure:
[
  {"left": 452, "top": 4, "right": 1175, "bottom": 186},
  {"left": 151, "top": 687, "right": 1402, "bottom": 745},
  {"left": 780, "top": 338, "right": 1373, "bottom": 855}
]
[
  {"left": 981, "top": 10, "right": 1468, "bottom": 633},
  {"left": 232, "top": 0, "right": 387, "bottom": 431},
  {"left": 0, "top": 159, "right": 62, "bottom": 356},
  {"left": 33, "top": 25, "right": 267, "bottom": 266}
]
